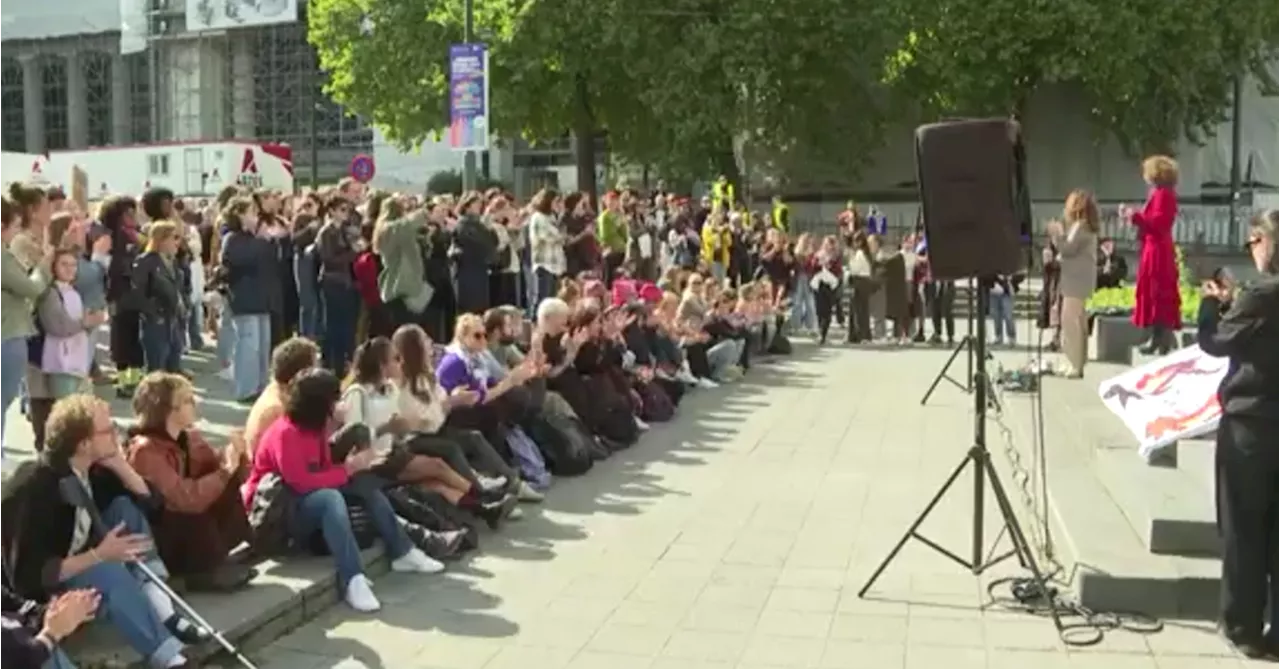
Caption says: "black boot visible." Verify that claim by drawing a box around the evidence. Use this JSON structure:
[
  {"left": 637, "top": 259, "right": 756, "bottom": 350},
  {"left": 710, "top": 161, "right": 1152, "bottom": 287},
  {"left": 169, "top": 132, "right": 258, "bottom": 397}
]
[{"left": 1138, "top": 326, "right": 1162, "bottom": 354}]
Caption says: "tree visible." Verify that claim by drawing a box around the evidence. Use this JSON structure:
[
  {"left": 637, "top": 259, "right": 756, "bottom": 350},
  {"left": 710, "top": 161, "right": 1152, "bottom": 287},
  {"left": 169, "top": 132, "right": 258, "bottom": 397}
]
[{"left": 880, "top": 0, "right": 1279, "bottom": 153}]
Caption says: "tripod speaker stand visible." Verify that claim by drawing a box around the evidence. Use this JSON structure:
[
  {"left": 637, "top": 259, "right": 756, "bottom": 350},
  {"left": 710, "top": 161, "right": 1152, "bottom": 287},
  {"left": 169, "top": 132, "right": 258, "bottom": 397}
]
[
  {"left": 920, "top": 279, "right": 975, "bottom": 405},
  {"left": 858, "top": 285, "right": 1062, "bottom": 633}
]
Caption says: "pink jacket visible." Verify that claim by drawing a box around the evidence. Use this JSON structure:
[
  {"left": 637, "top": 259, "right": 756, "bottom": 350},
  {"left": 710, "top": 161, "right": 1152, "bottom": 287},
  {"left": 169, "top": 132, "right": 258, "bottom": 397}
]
[{"left": 242, "top": 417, "right": 347, "bottom": 508}]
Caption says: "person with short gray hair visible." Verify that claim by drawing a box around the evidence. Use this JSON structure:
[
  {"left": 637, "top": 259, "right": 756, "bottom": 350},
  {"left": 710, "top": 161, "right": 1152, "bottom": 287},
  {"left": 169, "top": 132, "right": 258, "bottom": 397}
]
[{"left": 536, "top": 298, "right": 572, "bottom": 329}]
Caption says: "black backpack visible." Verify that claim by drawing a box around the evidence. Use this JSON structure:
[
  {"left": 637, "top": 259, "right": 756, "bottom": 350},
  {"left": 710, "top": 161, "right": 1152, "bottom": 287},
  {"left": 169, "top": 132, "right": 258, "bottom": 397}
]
[{"left": 524, "top": 412, "right": 595, "bottom": 477}]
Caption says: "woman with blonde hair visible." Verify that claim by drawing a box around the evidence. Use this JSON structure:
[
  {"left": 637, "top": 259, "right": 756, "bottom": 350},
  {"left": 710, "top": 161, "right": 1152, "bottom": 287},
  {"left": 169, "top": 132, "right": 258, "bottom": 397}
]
[
  {"left": 1120, "top": 155, "right": 1181, "bottom": 354},
  {"left": 790, "top": 233, "right": 819, "bottom": 335},
  {"left": 1048, "top": 190, "right": 1100, "bottom": 376}
]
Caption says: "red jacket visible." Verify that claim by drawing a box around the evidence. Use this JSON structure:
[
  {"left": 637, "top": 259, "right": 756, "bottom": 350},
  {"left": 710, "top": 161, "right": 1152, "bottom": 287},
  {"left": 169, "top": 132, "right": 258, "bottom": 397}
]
[
  {"left": 242, "top": 417, "right": 346, "bottom": 510},
  {"left": 352, "top": 251, "right": 382, "bottom": 308}
]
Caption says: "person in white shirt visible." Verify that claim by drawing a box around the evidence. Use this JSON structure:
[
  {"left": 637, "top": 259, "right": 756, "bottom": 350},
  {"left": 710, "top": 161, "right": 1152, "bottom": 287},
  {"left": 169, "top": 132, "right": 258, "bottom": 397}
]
[
  {"left": 339, "top": 337, "right": 519, "bottom": 526},
  {"left": 527, "top": 189, "right": 566, "bottom": 307},
  {"left": 390, "top": 324, "right": 543, "bottom": 504}
]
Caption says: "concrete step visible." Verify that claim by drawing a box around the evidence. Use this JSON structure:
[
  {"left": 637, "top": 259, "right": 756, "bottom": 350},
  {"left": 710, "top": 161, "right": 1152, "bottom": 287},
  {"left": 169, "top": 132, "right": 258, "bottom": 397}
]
[
  {"left": 997, "top": 367, "right": 1221, "bottom": 620},
  {"left": 62, "top": 548, "right": 389, "bottom": 667}
]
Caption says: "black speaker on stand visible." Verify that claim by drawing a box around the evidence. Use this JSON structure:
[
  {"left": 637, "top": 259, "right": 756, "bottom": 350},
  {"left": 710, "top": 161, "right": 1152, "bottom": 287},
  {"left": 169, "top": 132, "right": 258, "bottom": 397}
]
[{"left": 859, "top": 118, "right": 1061, "bottom": 635}]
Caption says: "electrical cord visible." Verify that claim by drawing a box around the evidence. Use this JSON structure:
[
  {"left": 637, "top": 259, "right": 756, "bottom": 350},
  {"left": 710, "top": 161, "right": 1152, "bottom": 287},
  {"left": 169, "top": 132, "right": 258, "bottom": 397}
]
[{"left": 979, "top": 277, "right": 1165, "bottom": 647}]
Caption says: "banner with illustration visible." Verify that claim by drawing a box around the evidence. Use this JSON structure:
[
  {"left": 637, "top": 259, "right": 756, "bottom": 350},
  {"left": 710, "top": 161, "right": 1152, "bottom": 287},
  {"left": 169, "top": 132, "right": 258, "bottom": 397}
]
[{"left": 1097, "top": 345, "right": 1228, "bottom": 459}]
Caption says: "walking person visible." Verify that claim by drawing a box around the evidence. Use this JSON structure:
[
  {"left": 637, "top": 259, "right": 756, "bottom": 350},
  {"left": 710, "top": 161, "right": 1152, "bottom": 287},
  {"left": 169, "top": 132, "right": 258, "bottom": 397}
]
[{"left": 811, "top": 236, "right": 842, "bottom": 345}]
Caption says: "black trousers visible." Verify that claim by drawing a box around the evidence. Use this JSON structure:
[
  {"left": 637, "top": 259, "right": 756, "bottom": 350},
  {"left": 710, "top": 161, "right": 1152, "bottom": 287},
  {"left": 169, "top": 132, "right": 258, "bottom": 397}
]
[
  {"left": 110, "top": 308, "right": 145, "bottom": 370},
  {"left": 814, "top": 284, "right": 837, "bottom": 343},
  {"left": 926, "top": 281, "right": 956, "bottom": 340},
  {"left": 1215, "top": 413, "right": 1279, "bottom": 643},
  {"left": 489, "top": 271, "right": 519, "bottom": 310}
]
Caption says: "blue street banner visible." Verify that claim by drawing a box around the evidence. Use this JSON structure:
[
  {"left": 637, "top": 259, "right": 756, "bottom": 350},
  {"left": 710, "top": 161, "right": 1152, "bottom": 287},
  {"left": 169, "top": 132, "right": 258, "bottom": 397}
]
[{"left": 448, "top": 43, "right": 490, "bottom": 152}]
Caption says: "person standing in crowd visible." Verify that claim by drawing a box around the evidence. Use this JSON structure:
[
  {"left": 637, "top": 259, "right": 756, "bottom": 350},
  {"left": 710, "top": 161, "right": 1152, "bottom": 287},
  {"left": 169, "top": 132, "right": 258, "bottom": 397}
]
[
  {"left": 253, "top": 191, "right": 294, "bottom": 346},
  {"left": 1, "top": 189, "right": 54, "bottom": 438},
  {"left": 55, "top": 211, "right": 112, "bottom": 385},
  {"left": 486, "top": 197, "right": 524, "bottom": 309},
  {"left": 373, "top": 197, "right": 433, "bottom": 332},
  {"left": 422, "top": 203, "right": 459, "bottom": 343},
  {"left": 291, "top": 197, "right": 324, "bottom": 339},
  {"left": 598, "top": 192, "right": 629, "bottom": 287},
  {"left": 178, "top": 206, "right": 206, "bottom": 352},
  {"left": 102, "top": 195, "right": 146, "bottom": 397},
  {"left": 132, "top": 222, "right": 187, "bottom": 375},
  {"left": 790, "top": 233, "right": 819, "bottom": 336},
  {"left": 220, "top": 197, "right": 275, "bottom": 404},
  {"left": 317, "top": 195, "right": 362, "bottom": 373},
  {"left": 1050, "top": 189, "right": 1100, "bottom": 377},
  {"left": 984, "top": 273, "right": 1022, "bottom": 347},
  {"left": 527, "top": 188, "right": 566, "bottom": 306},
  {"left": 1096, "top": 236, "right": 1129, "bottom": 289},
  {"left": 451, "top": 191, "right": 498, "bottom": 316},
  {"left": 1120, "top": 155, "right": 1181, "bottom": 355},
  {"left": 1197, "top": 209, "right": 1278, "bottom": 661},
  {"left": 1037, "top": 240, "right": 1063, "bottom": 351},
  {"left": 811, "top": 235, "right": 843, "bottom": 345},
  {"left": 845, "top": 230, "right": 876, "bottom": 344},
  {"left": 922, "top": 257, "right": 956, "bottom": 345},
  {"left": 560, "top": 191, "right": 597, "bottom": 279},
  {"left": 701, "top": 211, "right": 732, "bottom": 285}
]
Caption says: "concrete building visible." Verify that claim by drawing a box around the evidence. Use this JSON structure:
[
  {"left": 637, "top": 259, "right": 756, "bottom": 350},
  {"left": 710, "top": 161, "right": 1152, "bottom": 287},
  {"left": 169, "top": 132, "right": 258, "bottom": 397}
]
[{"left": 0, "top": 0, "right": 372, "bottom": 182}]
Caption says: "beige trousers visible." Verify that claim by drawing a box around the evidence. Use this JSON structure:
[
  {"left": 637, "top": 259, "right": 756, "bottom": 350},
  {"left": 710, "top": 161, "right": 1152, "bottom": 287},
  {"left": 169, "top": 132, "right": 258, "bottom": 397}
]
[{"left": 1059, "top": 296, "right": 1088, "bottom": 375}]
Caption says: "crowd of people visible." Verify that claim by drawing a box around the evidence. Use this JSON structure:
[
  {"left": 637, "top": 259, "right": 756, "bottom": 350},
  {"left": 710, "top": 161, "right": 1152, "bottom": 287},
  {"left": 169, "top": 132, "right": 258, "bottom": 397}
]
[
  {"left": 0, "top": 150, "right": 1275, "bottom": 665},
  {"left": 0, "top": 175, "right": 824, "bottom": 668}
]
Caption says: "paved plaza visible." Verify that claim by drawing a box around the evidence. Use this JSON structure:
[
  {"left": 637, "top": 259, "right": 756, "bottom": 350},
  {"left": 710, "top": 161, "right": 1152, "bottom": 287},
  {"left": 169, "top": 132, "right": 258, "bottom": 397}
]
[{"left": 1, "top": 342, "right": 1247, "bottom": 669}]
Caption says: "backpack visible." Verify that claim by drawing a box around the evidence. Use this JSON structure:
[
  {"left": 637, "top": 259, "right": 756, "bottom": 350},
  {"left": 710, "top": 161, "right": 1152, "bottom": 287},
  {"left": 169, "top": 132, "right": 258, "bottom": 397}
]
[
  {"left": 26, "top": 289, "right": 62, "bottom": 365},
  {"left": 524, "top": 412, "right": 594, "bottom": 477},
  {"left": 246, "top": 473, "right": 297, "bottom": 557},
  {"left": 505, "top": 426, "right": 551, "bottom": 489},
  {"left": 636, "top": 380, "right": 676, "bottom": 423}
]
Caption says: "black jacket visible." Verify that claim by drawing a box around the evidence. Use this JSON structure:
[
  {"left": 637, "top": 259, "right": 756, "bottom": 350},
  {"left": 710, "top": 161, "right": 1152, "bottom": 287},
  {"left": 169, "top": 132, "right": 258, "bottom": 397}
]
[
  {"left": 1197, "top": 276, "right": 1278, "bottom": 420},
  {"left": 452, "top": 215, "right": 498, "bottom": 269},
  {"left": 1, "top": 459, "right": 161, "bottom": 603},
  {"left": 130, "top": 251, "right": 186, "bottom": 321},
  {"left": 220, "top": 231, "right": 276, "bottom": 315}
]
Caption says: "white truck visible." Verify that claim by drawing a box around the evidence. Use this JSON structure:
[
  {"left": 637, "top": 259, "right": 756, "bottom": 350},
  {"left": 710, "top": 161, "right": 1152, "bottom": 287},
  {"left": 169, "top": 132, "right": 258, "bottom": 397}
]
[{"left": 1, "top": 140, "right": 295, "bottom": 197}]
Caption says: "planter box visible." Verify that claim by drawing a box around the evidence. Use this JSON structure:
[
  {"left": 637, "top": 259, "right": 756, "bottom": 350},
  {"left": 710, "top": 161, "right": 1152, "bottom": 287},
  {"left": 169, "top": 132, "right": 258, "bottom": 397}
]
[{"left": 1094, "top": 315, "right": 1145, "bottom": 365}]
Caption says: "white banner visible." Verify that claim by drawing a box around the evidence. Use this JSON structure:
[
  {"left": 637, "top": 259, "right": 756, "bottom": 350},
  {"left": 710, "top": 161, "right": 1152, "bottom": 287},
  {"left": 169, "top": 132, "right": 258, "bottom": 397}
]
[
  {"left": 186, "top": 0, "right": 298, "bottom": 32},
  {"left": 1097, "top": 345, "right": 1228, "bottom": 459}
]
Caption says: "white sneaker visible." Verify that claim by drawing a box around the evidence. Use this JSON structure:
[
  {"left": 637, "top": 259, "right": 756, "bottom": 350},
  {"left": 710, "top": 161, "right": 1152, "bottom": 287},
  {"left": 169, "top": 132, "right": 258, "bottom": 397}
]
[
  {"left": 391, "top": 548, "right": 445, "bottom": 574},
  {"left": 517, "top": 481, "right": 545, "bottom": 503},
  {"left": 696, "top": 377, "right": 719, "bottom": 389},
  {"left": 634, "top": 416, "right": 650, "bottom": 431},
  {"left": 217, "top": 367, "right": 232, "bottom": 381},
  {"left": 345, "top": 575, "right": 381, "bottom": 612},
  {"left": 478, "top": 475, "right": 508, "bottom": 493},
  {"left": 507, "top": 506, "right": 525, "bottom": 520}
]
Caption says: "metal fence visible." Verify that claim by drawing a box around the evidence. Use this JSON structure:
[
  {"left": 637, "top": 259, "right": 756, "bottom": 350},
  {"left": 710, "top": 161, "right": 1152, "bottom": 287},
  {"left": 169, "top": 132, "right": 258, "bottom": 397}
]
[{"left": 789, "top": 202, "right": 1258, "bottom": 251}]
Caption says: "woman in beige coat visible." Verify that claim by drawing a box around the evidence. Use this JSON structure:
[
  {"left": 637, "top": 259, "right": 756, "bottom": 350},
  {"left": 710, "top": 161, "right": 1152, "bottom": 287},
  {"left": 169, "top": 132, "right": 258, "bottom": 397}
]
[{"left": 1049, "top": 190, "right": 1100, "bottom": 377}]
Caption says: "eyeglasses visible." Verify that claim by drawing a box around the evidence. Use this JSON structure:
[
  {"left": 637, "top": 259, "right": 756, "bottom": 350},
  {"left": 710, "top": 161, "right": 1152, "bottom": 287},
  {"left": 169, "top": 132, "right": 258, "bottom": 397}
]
[{"left": 1245, "top": 236, "right": 1264, "bottom": 250}]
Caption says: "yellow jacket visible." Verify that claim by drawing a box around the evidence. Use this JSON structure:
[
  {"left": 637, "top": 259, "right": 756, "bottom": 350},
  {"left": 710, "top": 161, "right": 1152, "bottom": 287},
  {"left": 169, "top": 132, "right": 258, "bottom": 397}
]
[{"left": 700, "top": 222, "right": 732, "bottom": 266}]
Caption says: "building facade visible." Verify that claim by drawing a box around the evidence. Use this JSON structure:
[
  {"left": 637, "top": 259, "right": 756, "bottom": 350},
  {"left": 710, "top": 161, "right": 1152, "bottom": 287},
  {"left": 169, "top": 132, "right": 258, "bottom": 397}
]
[{"left": 0, "top": 0, "right": 372, "bottom": 183}]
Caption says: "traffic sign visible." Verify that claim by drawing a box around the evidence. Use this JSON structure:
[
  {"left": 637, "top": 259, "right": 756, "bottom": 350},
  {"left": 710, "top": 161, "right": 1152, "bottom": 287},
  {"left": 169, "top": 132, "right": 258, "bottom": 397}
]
[{"left": 349, "top": 154, "right": 376, "bottom": 183}]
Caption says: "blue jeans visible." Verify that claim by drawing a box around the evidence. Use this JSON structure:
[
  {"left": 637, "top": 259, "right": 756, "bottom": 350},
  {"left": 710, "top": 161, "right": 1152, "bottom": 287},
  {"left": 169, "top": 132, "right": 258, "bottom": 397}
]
[
  {"left": 790, "top": 277, "right": 817, "bottom": 331},
  {"left": 63, "top": 497, "right": 183, "bottom": 669},
  {"left": 216, "top": 305, "right": 235, "bottom": 368},
  {"left": 140, "top": 317, "right": 182, "bottom": 373},
  {"left": 44, "top": 647, "right": 76, "bottom": 669},
  {"left": 707, "top": 339, "right": 744, "bottom": 379},
  {"left": 230, "top": 313, "right": 270, "bottom": 400},
  {"left": 292, "top": 481, "right": 413, "bottom": 590},
  {"left": 186, "top": 300, "right": 204, "bottom": 350},
  {"left": 989, "top": 292, "right": 1016, "bottom": 344},
  {"left": 321, "top": 282, "right": 358, "bottom": 373},
  {"left": 297, "top": 281, "right": 323, "bottom": 340},
  {"left": 2, "top": 336, "right": 28, "bottom": 440}
]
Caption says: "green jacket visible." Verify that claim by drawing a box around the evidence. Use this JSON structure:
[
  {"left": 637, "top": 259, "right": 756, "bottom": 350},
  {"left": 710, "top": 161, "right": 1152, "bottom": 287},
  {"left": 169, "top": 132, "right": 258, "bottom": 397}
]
[
  {"left": 597, "top": 211, "right": 628, "bottom": 253},
  {"left": 376, "top": 216, "right": 433, "bottom": 314},
  {"left": 1, "top": 247, "right": 52, "bottom": 340}
]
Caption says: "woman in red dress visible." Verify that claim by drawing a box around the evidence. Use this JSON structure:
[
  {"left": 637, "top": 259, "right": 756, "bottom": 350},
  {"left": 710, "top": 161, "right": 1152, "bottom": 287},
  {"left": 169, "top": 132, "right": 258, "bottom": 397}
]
[{"left": 1121, "top": 155, "right": 1181, "bottom": 354}]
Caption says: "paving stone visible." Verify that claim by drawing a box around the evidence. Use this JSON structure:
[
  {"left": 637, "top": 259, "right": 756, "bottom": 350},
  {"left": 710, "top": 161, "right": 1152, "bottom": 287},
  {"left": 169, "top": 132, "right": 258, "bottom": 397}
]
[{"left": 12, "top": 343, "right": 1230, "bottom": 669}]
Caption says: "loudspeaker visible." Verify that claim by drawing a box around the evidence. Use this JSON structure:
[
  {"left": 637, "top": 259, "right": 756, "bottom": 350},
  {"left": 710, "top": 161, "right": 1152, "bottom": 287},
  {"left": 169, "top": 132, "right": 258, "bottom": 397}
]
[{"left": 914, "top": 118, "right": 1031, "bottom": 280}]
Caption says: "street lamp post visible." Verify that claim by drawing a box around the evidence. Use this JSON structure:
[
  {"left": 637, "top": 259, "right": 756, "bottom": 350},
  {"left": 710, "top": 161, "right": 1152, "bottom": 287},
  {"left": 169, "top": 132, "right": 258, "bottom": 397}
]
[{"left": 461, "top": 0, "right": 477, "bottom": 192}]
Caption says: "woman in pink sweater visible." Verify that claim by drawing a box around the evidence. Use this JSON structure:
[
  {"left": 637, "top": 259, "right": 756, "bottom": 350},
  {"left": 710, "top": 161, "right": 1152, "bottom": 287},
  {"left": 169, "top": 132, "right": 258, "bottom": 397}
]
[{"left": 243, "top": 368, "right": 442, "bottom": 612}]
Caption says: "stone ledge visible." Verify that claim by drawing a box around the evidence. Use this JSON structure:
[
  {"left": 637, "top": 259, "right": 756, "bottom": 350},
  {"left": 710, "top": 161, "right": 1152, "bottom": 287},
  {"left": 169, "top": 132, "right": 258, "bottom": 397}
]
[{"left": 62, "top": 547, "right": 389, "bottom": 668}]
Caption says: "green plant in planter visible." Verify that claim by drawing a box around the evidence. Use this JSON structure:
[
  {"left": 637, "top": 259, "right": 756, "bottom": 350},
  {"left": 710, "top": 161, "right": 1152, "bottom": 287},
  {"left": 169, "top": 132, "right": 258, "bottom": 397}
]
[{"left": 1086, "top": 246, "right": 1200, "bottom": 321}]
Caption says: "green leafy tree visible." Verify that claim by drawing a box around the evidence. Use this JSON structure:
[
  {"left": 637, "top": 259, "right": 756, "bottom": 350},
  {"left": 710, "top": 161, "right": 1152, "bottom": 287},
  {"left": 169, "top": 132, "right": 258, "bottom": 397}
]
[{"left": 881, "top": 0, "right": 1278, "bottom": 153}]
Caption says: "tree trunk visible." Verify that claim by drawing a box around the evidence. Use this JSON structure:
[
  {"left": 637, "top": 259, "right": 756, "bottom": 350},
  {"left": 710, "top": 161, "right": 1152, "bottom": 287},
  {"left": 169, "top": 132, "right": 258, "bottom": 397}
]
[{"left": 572, "top": 74, "right": 598, "bottom": 209}]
